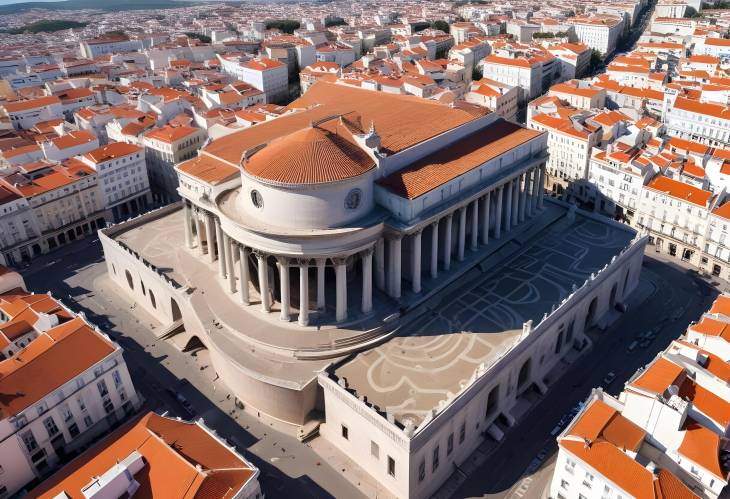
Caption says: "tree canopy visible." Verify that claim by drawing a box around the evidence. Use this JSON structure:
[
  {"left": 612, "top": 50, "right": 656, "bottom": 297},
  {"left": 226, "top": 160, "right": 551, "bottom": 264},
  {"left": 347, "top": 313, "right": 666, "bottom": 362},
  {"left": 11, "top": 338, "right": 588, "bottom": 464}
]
[
  {"left": 265, "top": 19, "right": 301, "bottom": 34},
  {"left": 2, "top": 19, "right": 87, "bottom": 34},
  {"left": 430, "top": 20, "right": 450, "bottom": 33}
]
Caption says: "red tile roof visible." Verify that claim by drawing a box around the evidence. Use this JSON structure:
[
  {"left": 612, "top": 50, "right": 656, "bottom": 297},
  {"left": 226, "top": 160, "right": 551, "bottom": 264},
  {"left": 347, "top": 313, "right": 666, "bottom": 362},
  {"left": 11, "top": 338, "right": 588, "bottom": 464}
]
[
  {"left": 377, "top": 119, "right": 542, "bottom": 199},
  {"left": 32, "top": 412, "right": 257, "bottom": 499}
]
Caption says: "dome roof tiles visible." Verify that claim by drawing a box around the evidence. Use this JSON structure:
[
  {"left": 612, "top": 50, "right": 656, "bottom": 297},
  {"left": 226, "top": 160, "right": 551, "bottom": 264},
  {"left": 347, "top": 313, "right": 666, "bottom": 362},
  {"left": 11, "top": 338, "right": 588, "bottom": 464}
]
[{"left": 244, "top": 121, "right": 375, "bottom": 184}]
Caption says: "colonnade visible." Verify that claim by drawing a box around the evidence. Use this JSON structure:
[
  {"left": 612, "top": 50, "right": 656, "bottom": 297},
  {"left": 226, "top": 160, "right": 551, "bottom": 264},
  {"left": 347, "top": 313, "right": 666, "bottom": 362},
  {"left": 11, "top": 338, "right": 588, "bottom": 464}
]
[{"left": 181, "top": 164, "right": 546, "bottom": 327}]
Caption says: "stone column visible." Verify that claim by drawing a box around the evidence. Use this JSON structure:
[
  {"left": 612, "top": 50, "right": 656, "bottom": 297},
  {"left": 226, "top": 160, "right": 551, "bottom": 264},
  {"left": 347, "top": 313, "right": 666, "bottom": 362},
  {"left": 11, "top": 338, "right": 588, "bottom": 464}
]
[
  {"left": 518, "top": 173, "right": 527, "bottom": 223},
  {"left": 482, "top": 192, "right": 491, "bottom": 245},
  {"left": 335, "top": 258, "right": 348, "bottom": 322},
  {"left": 256, "top": 252, "right": 271, "bottom": 312},
  {"left": 375, "top": 238, "right": 385, "bottom": 291},
  {"left": 226, "top": 236, "right": 236, "bottom": 294},
  {"left": 215, "top": 218, "right": 226, "bottom": 277},
  {"left": 495, "top": 186, "right": 503, "bottom": 239},
  {"left": 388, "top": 236, "right": 402, "bottom": 299},
  {"left": 538, "top": 164, "right": 546, "bottom": 209},
  {"left": 457, "top": 206, "right": 467, "bottom": 261},
  {"left": 430, "top": 221, "right": 439, "bottom": 279},
  {"left": 525, "top": 170, "right": 533, "bottom": 218},
  {"left": 238, "top": 245, "right": 250, "bottom": 305},
  {"left": 195, "top": 214, "right": 205, "bottom": 256},
  {"left": 316, "top": 258, "right": 326, "bottom": 311},
  {"left": 470, "top": 199, "right": 479, "bottom": 251},
  {"left": 504, "top": 180, "right": 513, "bottom": 233},
  {"left": 277, "top": 257, "right": 290, "bottom": 321},
  {"left": 361, "top": 248, "right": 373, "bottom": 314},
  {"left": 204, "top": 213, "right": 215, "bottom": 263},
  {"left": 298, "top": 260, "right": 309, "bottom": 326},
  {"left": 443, "top": 213, "right": 453, "bottom": 271},
  {"left": 183, "top": 203, "right": 193, "bottom": 249},
  {"left": 411, "top": 230, "right": 422, "bottom": 294},
  {"left": 512, "top": 177, "right": 520, "bottom": 227},
  {"left": 531, "top": 167, "right": 539, "bottom": 213}
]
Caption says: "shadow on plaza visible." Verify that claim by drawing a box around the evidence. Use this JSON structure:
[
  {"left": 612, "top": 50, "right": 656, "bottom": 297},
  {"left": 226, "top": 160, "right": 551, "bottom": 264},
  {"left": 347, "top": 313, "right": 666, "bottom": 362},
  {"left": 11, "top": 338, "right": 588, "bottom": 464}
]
[{"left": 20, "top": 240, "right": 337, "bottom": 499}]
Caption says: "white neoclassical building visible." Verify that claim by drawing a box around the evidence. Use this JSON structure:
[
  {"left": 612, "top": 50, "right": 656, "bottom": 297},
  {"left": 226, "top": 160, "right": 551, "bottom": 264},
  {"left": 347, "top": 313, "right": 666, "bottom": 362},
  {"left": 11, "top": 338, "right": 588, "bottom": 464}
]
[{"left": 99, "top": 82, "right": 645, "bottom": 497}]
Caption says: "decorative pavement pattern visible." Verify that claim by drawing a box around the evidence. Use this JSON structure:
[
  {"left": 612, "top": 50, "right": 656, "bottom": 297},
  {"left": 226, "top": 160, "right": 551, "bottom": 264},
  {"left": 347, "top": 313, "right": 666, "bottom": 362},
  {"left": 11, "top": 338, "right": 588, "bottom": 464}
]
[{"left": 335, "top": 214, "right": 635, "bottom": 427}]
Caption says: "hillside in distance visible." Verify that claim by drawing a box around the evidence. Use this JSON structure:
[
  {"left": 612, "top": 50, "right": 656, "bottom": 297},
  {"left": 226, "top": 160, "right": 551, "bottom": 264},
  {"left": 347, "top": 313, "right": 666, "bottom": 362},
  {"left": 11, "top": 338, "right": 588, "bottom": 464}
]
[{"left": 0, "top": 0, "right": 190, "bottom": 14}]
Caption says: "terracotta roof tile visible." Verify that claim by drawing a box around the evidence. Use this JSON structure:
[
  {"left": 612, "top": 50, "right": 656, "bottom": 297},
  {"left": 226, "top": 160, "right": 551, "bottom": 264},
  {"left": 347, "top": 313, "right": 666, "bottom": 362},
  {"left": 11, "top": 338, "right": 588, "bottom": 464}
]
[{"left": 376, "top": 119, "right": 542, "bottom": 199}]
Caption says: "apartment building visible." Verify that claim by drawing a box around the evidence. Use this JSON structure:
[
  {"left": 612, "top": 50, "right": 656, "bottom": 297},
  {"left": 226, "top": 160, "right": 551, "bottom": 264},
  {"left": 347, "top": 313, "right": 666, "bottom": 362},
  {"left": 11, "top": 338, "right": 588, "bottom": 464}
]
[
  {"left": 0, "top": 185, "right": 40, "bottom": 267},
  {"left": 31, "top": 412, "right": 262, "bottom": 499},
  {"left": 551, "top": 396, "right": 699, "bottom": 499},
  {"left": 529, "top": 113, "right": 602, "bottom": 189},
  {"left": 40, "top": 131, "right": 99, "bottom": 163},
  {"left": 78, "top": 142, "right": 151, "bottom": 222},
  {"left": 480, "top": 50, "right": 557, "bottom": 103},
  {"left": 548, "top": 80, "right": 607, "bottom": 110},
  {"left": 464, "top": 77, "right": 519, "bottom": 121},
  {"left": 217, "top": 55, "right": 289, "bottom": 103},
  {"left": 664, "top": 92, "right": 730, "bottom": 147},
  {"left": 79, "top": 36, "right": 143, "bottom": 59},
  {"left": 569, "top": 15, "right": 625, "bottom": 56},
  {"left": 551, "top": 291, "right": 730, "bottom": 499},
  {"left": 0, "top": 160, "right": 108, "bottom": 258},
  {"left": 0, "top": 284, "right": 141, "bottom": 497},
  {"left": 587, "top": 148, "right": 656, "bottom": 223},
  {"left": 547, "top": 43, "right": 592, "bottom": 80},
  {"left": 1, "top": 97, "right": 63, "bottom": 131},
  {"left": 142, "top": 125, "right": 206, "bottom": 203},
  {"left": 636, "top": 174, "right": 713, "bottom": 267}
]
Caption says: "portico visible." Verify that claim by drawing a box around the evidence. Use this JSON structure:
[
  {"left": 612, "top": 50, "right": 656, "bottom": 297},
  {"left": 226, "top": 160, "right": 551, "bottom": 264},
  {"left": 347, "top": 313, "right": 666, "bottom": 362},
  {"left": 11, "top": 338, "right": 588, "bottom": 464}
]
[{"left": 178, "top": 158, "right": 546, "bottom": 328}]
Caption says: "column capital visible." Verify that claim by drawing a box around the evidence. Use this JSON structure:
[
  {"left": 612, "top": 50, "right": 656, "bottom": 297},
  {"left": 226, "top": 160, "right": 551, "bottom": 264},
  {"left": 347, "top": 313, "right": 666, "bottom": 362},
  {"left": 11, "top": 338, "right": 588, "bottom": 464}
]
[
  {"left": 296, "top": 258, "right": 310, "bottom": 267},
  {"left": 386, "top": 233, "right": 403, "bottom": 242},
  {"left": 332, "top": 256, "right": 349, "bottom": 266},
  {"left": 276, "top": 256, "right": 290, "bottom": 266},
  {"left": 409, "top": 228, "right": 424, "bottom": 238},
  {"left": 315, "top": 257, "right": 328, "bottom": 267},
  {"left": 251, "top": 249, "right": 267, "bottom": 260},
  {"left": 361, "top": 245, "right": 375, "bottom": 258},
  {"left": 431, "top": 219, "right": 440, "bottom": 229}
]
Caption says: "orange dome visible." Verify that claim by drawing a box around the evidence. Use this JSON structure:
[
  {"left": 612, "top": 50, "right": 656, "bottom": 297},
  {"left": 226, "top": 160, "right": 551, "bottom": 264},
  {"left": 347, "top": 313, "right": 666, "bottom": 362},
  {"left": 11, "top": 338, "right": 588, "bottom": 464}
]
[{"left": 243, "top": 125, "right": 375, "bottom": 184}]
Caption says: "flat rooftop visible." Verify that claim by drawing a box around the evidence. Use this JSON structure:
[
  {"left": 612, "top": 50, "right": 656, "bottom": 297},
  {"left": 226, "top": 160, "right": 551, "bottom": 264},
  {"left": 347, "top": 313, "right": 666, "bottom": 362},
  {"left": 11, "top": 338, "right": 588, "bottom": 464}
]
[{"left": 334, "top": 209, "right": 635, "bottom": 428}]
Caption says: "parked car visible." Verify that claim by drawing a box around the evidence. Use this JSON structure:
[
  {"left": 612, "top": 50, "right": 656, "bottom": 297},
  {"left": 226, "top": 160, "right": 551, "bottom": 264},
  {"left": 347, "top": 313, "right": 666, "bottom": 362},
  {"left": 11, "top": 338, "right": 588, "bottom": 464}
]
[
  {"left": 627, "top": 341, "right": 638, "bottom": 353},
  {"left": 603, "top": 372, "right": 616, "bottom": 385}
]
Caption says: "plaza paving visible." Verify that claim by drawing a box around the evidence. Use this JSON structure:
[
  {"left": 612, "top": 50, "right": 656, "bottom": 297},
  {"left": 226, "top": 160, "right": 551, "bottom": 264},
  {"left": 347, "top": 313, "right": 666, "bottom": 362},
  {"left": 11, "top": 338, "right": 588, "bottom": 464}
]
[{"left": 334, "top": 213, "right": 636, "bottom": 427}]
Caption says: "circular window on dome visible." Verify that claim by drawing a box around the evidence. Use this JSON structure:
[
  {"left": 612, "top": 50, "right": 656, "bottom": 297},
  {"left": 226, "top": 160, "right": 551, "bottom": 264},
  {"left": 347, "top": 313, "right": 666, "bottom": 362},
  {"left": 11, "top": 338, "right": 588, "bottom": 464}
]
[
  {"left": 250, "top": 189, "right": 264, "bottom": 209},
  {"left": 345, "top": 189, "right": 362, "bottom": 210}
]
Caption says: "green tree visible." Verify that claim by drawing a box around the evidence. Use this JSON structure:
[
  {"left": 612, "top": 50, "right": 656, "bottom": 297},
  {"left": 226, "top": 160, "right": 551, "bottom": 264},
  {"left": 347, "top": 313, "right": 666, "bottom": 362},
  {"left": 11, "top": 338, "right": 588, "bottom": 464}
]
[
  {"left": 265, "top": 19, "right": 301, "bottom": 34},
  {"left": 589, "top": 49, "right": 603, "bottom": 72},
  {"left": 325, "top": 17, "right": 347, "bottom": 27},
  {"left": 185, "top": 32, "right": 211, "bottom": 43},
  {"left": 472, "top": 65, "right": 483, "bottom": 81},
  {"left": 412, "top": 21, "right": 431, "bottom": 32},
  {"left": 2, "top": 19, "right": 87, "bottom": 34},
  {"left": 430, "top": 20, "right": 449, "bottom": 33}
]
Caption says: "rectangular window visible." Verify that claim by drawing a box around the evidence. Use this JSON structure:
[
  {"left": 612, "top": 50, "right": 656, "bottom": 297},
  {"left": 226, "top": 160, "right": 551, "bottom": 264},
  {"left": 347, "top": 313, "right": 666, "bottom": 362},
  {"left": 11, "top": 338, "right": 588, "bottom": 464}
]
[
  {"left": 43, "top": 416, "right": 59, "bottom": 437},
  {"left": 21, "top": 431, "right": 38, "bottom": 453},
  {"left": 68, "top": 423, "right": 80, "bottom": 438},
  {"left": 83, "top": 415, "right": 93, "bottom": 427},
  {"left": 459, "top": 422, "right": 466, "bottom": 444},
  {"left": 387, "top": 456, "right": 395, "bottom": 477},
  {"left": 432, "top": 446, "right": 440, "bottom": 472},
  {"left": 112, "top": 370, "right": 122, "bottom": 388},
  {"left": 103, "top": 399, "right": 114, "bottom": 414},
  {"left": 447, "top": 433, "right": 454, "bottom": 455},
  {"left": 341, "top": 424, "right": 348, "bottom": 440},
  {"left": 418, "top": 459, "right": 425, "bottom": 481},
  {"left": 371, "top": 440, "right": 379, "bottom": 459},
  {"left": 97, "top": 379, "right": 109, "bottom": 397}
]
